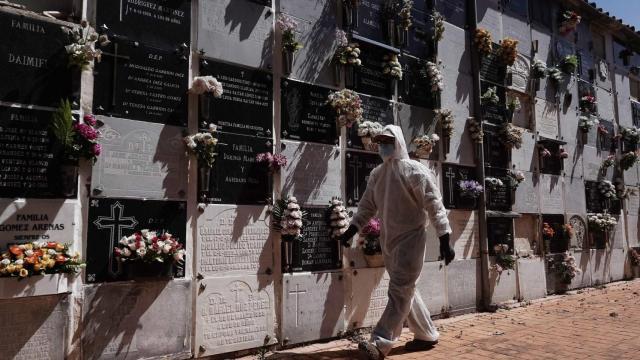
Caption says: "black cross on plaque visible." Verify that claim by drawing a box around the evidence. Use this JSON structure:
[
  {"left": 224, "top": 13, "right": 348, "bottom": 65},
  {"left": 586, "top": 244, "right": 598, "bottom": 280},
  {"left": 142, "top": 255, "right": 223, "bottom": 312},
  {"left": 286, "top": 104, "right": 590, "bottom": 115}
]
[
  {"left": 101, "top": 43, "right": 130, "bottom": 107},
  {"left": 93, "top": 201, "right": 138, "bottom": 277}
]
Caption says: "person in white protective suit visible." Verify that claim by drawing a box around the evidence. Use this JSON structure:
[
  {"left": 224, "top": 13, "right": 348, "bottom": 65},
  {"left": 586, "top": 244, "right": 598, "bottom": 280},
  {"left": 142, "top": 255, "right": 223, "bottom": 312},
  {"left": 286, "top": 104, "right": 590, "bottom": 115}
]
[{"left": 338, "top": 125, "right": 455, "bottom": 360}]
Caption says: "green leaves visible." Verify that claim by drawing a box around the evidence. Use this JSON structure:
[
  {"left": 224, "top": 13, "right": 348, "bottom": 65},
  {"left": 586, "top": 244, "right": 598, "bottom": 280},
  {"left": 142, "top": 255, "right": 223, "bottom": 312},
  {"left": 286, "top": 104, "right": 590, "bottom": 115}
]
[{"left": 50, "top": 99, "right": 74, "bottom": 151}]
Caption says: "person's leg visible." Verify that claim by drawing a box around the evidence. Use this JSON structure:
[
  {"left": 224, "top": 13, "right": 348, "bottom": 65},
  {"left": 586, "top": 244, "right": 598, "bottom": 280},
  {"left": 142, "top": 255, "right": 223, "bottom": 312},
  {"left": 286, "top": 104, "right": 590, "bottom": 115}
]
[
  {"left": 368, "top": 281, "right": 415, "bottom": 356},
  {"left": 406, "top": 288, "right": 439, "bottom": 342}
]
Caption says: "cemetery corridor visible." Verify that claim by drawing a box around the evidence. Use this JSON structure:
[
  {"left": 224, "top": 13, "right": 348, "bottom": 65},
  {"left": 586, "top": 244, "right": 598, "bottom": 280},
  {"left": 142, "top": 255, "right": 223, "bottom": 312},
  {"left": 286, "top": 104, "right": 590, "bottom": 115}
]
[{"left": 243, "top": 279, "right": 640, "bottom": 359}]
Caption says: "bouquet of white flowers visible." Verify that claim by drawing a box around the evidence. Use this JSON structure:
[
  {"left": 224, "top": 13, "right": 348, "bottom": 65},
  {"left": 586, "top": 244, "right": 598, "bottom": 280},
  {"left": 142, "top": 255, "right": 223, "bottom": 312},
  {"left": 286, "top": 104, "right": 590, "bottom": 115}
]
[{"left": 327, "top": 198, "right": 350, "bottom": 238}]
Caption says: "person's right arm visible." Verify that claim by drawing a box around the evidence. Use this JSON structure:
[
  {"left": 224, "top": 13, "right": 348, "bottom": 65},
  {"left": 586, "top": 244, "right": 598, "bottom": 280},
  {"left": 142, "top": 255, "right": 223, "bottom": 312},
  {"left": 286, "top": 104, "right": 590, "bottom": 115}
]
[{"left": 340, "top": 169, "right": 379, "bottom": 247}]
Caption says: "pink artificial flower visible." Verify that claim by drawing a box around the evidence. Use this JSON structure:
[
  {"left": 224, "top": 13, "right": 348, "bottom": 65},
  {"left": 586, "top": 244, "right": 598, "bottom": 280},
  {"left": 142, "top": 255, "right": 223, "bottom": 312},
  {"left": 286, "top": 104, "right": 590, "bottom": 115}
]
[
  {"left": 74, "top": 123, "right": 99, "bottom": 140},
  {"left": 83, "top": 114, "right": 97, "bottom": 126},
  {"left": 559, "top": 148, "right": 569, "bottom": 159},
  {"left": 92, "top": 143, "right": 102, "bottom": 156},
  {"left": 362, "top": 217, "right": 381, "bottom": 237}
]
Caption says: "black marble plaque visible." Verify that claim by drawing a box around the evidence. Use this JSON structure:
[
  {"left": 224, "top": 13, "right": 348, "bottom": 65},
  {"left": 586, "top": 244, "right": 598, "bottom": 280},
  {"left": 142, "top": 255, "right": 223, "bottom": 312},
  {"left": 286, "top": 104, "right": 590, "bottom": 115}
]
[
  {"left": 483, "top": 125, "right": 510, "bottom": 169},
  {"left": 539, "top": 141, "right": 562, "bottom": 175},
  {"left": 348, "top": 94, "right": 394, "bottom": 150},
  {"left": 503, "top": 0, "right": 528, "bottom": 19},
  {"left": 485, "top": 168, "right": 512, "bottom": 212},
  {"left": 93, "top": 40, "right": 188, "bottom": 126},
  {"left": 578, "top": 51, "right": 595, "bottom": 81},
  {"left": 399, "top": 55, "right": 438, "bottom": 108},
  {"left": 200, "top": 59, "right": 273, "bottom": 138},
  {"left": 435, "top": 0, "right": 467, "bottom": 29},
  {"left": 584, "top": 181, "right": 621, "bottom": 215},
  {"left": 530, "top": 0, "right": 553, "bottom": 28},
  {"left": 631, "top": 101, "right": 640, "bottom": 127},
  {"left": 206, "top": 132, "right": 271, "bottom": 205},
  {"left": 348, "top": 42, "right": 394, "bottom": 99},
  {"left": 351, "top": 0, "right": 386, "bottom": 45},
  {"left": 346, "top": 151, "right": 382, "bottom": 206},
  {"left": 0, "top": 12, "right": 76, "bottom": 107},
  {"left": 479, "top": 44, "right": 506, "bottom": 85},
  {"left": 288, "top": 207, "right": 340, "bottom": 272},
  {"left": 597, "top": 119, "right": 614, "bottom": 152},
  {"left": 442, "top": 163, "right": 479, "bottom": 210},
  {"left": 281, "top": 79, "right": 337, "bottom": 145},
  {"left": 541, "top": 214, "right": 567, "bottom": 254},
  {"left": 86, "top": 198, "right": 187, "bottom": 283},
  {"left": 96, "top": 0, "right": 191, "bottom": 50},
  {"left": 481, "top": 81, "right": 506, "bottom": 124},
  {"left": 555, "top": 38, "right": 574, "bottom": 62},
  {"left": 403, "top": 8, "right": 434, "bottom": 59},
  {"left": 487, "top": 217, "right": 514, "bottom": 256},
  {"left": 0, "top": 106, "right": 77, "bottom": 198}
]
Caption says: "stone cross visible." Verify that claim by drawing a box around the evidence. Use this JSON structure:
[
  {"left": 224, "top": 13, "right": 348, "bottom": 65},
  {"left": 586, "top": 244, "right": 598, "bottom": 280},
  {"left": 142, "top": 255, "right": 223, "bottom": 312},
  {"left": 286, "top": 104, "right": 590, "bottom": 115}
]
[
  {"left": 230, "top": 282, "right": 244, "bottom": 303},
  {"left": 289, "top": 283, "right": 307, "bottom": 327},
  {"left": 93, "top": 201, "right": 138, "bottom": 277},
  {"left": 445, "top": 167, "right": 456, "bottom": 204}
]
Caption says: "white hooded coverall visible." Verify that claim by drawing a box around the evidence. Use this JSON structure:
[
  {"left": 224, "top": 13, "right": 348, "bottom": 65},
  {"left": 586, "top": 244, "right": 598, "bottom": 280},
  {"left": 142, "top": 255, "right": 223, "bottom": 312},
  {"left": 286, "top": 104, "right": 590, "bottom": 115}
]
[{"left": 350, "top": 125, "right": 452, "bottom": 356}]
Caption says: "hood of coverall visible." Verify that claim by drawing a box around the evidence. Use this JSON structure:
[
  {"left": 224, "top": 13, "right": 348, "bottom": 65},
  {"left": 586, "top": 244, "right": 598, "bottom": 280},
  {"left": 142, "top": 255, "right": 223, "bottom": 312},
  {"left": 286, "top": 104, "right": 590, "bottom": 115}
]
[{"left": 374, "top": 125, "right": 410, "bottom": 162}]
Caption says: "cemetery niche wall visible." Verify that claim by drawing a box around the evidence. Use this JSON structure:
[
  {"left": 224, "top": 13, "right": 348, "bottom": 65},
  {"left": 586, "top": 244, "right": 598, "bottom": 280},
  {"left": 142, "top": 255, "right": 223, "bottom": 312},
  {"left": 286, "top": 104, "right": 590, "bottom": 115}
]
[{"left": 1, "top": 0, "right": 640, "bottom": 358}]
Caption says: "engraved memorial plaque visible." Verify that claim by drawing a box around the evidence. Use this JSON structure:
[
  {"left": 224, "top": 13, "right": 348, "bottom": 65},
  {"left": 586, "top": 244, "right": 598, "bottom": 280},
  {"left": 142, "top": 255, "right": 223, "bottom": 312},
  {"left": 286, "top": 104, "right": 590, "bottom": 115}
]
[
  {"left": 91, "top": 116, "right": 187, "bottom": 200},
  {"left": 512, "top": 171, "right": 539, "bottom": 214},
  {"left": 596, "top": 87, "right": 615, "bottom": 121},
  {"left": 0, "top": 200, "right": 75, "bottom": 249},
  {"left": 93, "top": 40, "right": 188, "bottom": 126},
  {"left": 508, "top": 54, "right": 531, "bottom": 93},
  {"left": 288, "top": 207, "right": 340, "bottom": 272},
  {"left": 539, "top": 174, "right": 563, "bottom": 214},
  {"left": 399, "top": 55, "right": 438, "bottom": 108},
  {"left": 485, "top": 168, "right": 512, "bottom": 212},
  {"left": 479, "top": 44, "right": 506, "bottom": 85},
  {"left": 345, "top": 268, "right": 389, "bottom": 329},
  {"left": 348, "top": 42, "right": 393, "bottom": 99},
  {"left": 351, "top": 0, "right": 386, "bottom": 45},
  {"left": 487, "top": 217, "right": 514, "bottom": 255},
  {"left": 206, "top": 132, "right": 271, "bottom": 205},
  {"left": 564, "top": 178, "right": 586, "bottom": 214},
  {"left": 200, "top": 60, "right": 273, "bottom": 138},
  {"left": 483, "top": 125, "right": 510, "bottom": 169},
  {"left": 348, "top": 94, "right": 394, "bottom": 150},
  {"left": 535, "top": 100, "right": 559, "bottom": 140},
  {"left": 345, "top": 151, "right": 382, "bottom": 206},
  {"left": 86, "top": 198, "right": 187, "bottom": 283},
  {"left": 0, "top": 106, "right": 77, "bottom": 198},
  {"left": 450, "top": 210, "right": 480, "bottom": 259},
  {"left": 435, "top": 0, "right": 467, "bottom": 29},
  {"left": 281, "top": 79, "right": 337, "bottom": 145},
  {"left": 442, "top": 163, "right": 480, "bottom": 210},
  {"left": 197, "top": 205, "right": 271, "bottom": 277},
  {"left": 0, "top": 12, "right": 76, "bottom": 107},
  {"left": 481, "top": 81, "right": 506, "bottom": 124},
  {"left": 96, "top": 0, "right": 191, "bottom": 50},
  {"left": 578, "top": 50, "right": 595, "bottom": 81},
  {"left": 402, "top": 8, "right": 433, "bottom": 59}
]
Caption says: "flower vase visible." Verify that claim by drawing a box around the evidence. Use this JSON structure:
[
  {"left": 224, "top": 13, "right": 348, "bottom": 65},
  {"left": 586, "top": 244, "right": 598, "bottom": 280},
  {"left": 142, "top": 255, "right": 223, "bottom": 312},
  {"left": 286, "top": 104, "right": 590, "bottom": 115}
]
[
  {"left": 199, "top": 166, "right": 211, "bottom": 193},
  {"left": 345, "top": 65, "right": 355, "bottom": 87},
  {"left": 534, "top": 78, "right": 541, "bottom": 92},
  {"left": 361, "top": 135, "right": 372, "bottom": 148},
  {"left": 510, "top": 189, "right": 516, "bottom": 205},
  {"left": 60, "top": 164, "right": 78, "bottom": 197},
  {"left": 603, "top": 198, "right": 611, "bottom": 211},
  {"left": 442, "top": 136, "right": 450, "bottom": 157},
  {"left": 395, "top": 26, "right": 408, "bottom": 47},
  {"left": 283, "top": 50, "right": 295, "bottom": 75},
  {"left": 333, "top": 63, "right": 343, "bottom": 86},
  {"left": 125, "top": 261, "right": 174, "bottom": 279},
  {"left": 581, "top": 130, "right": 589, "bottom": 144},
  {"left": 364, "top": 253, "right": 385, "bottom": 268},
  {"left": 386, "top": 19, "right": 396, "bottom": 46},
  {"left": 343, "top": 3, "right": 358, "bottom": 27},
  {"left": 282, "top": 235, "right": 296, "bottom": 272},
  {"left": 415, "top": 147, "right": 431, "bottom": 159}
]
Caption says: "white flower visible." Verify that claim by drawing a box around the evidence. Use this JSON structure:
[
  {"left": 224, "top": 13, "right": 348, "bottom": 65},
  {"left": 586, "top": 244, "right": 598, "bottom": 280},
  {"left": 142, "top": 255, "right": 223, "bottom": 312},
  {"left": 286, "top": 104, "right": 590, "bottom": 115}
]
[
  {"left": 157, "top": 241, "right": 165, "bottom": 248},
  {"left": 122, "top": 248, "right": 132, "bottom": 257},
  {"left": 141, "top": 229, "right": 149, "bottom": 237},
  {"left": 162, "top": 244, "right": 172, "bottom": 253},
  {"left": 136, "top": 248, "right": 147, "bottom": 257},
  {"left": 48, "top": 249, "right": 57, "bottom": 255},
  {"left": 1, "top": 259, "right": 10, "bottom": 266},
  {"left": 128, "top": 243, "right": 137, "bottom": 250},
  {"left": 174, "top": 250, "right": 185, "bottom": 262},
  {"left": 119, "top": 237, "right": 128, "bottom": 245},
  {"left": 15, "top": 259, "right": 24, "bottom": 265}
]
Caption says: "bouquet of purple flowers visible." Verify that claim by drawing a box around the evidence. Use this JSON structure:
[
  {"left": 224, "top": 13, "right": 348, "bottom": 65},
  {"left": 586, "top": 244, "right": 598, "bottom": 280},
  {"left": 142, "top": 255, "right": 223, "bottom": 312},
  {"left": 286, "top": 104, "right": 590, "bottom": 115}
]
[
  {"left": 459, "top": 180, "right": 483, "bottom": 199},
  {"left": 359, "top": 217, "right": 382, "bottom": 256},
  {"left": 256, "top": 152, "right": 287, "bottom": 174}
]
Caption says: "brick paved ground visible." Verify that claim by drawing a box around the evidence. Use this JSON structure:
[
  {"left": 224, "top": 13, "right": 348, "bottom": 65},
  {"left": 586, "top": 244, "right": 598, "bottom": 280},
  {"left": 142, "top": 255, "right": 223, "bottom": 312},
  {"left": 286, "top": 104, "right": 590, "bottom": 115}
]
[{"left": 240, "top": 279, "right": 640, "bottom": 360}]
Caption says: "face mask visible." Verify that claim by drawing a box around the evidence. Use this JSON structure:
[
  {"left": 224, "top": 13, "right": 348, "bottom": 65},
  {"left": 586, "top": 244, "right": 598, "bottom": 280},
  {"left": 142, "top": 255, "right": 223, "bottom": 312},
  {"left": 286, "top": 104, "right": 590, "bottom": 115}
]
[{"left": 378, "top": 143, "right": 395, "bottom": 159}]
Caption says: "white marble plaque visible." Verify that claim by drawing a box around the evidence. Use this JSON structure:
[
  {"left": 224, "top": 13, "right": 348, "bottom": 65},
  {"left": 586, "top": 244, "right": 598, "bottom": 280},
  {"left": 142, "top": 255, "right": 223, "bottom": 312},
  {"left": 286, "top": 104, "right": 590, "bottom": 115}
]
[
  {"left": 532, "top": 25, "right": 553, "bottom": 64},
  {"left": 595, "top": 59, "right": 612, "bottom": 92},
  {"left": 511, "top": 131, "right": 536, "bottom": 171},
  {"left": 82, "top": 280, "right": 191, "bottom": 359},
  {"left": 564, "top": 178, "right": 586, "bottom": 214},
  {"left": 502, "top": 13, "right": 532, "bottom": 55},
  {"left": 197, "top": 205, "right": 272, "bottom": 276},
  {"left": 626, "top": 186, "right": 640, "bottom": 217},
  {"left": 0, "top": 200, "right": 75, "bottom": 248},
  {"left": 517, "top": 258, "right": 547, "bottom": 301},
  {"left": 345, "top": 268, "right": 389, "bottom": 329},
  {"left": 512, "top": 171, "right": 539, "bottom": 214},
  {"left": 449, "top": 210, "right": 479, "bottom": 259},
  {"left": 0, "top": 273, "right": 70, "bottom": 300},
  {"left": 626, "top": 215, "right": 639, "bottom": 248},
  {"left": 397, "top": 103, "right": 436, "bottom": 156},
  {"left": 281, "top": 140, "right": 341, "bottom": 206},
  {"left": 282, "top": 272, "right": 345, "bottom": 344},
  {"left": 514, "top": 215, "right": 537, "bottom": 256},
  {"left": 281, "top": 0, "right": 338, "bottom": 86},
  {"left": 446, "top": 259, "right": 480, "bottom": 313},
  {"left": 539, "top": 174, "right": 564, "bottom": 214},
  {"left": 608, "top": 249, "right": 626, "bottom": 282},
  {"left": 568, "top": 250, "right": 591, "bottom": 290},
  {"left": 488, "top": 260, "right": 517, "bottom": 304},
  {"left": 568, "top": 214, "right": 587, "bottom": 249},
  {"left": 589, "top": 249, "right": 607, "bottom": 286},
  {"left": 439, "top": 23, "right": 472, "bottom": 75},
  {"left": 596, "top": 87, "right": 615, "bottom": 121},
  {"left": 562, "top": 143, "right": 583, "bottom": 179},
  {"left": 195, "top": 275, "right": 276, "bottom": 356},
  {"left": 441, "top": 73, "right": 475, "bottom": 165},
  {"left": 477, "top": 0, "right": 502, "bottom": 38},
  {"left": 535, "top": 99, "right": 559, "bottom": 140},
  {"left": 614, "top": 71, "right": 633, "bottom": 127},
  {"left": 91, "top": 116, "right": 187, "bottom": 200},
  {"left": 197, "top": 0, "right": 273, "bottom": 69},
  {"left": 582, "top": 145, "right": 602, "bottom": 182},
  {"left": 511, "top": 94, "right": 532, "bottom": 129},
  {"left": 416, "top": 261, "right": 446, "bottom": 316},
  {"left": 623, "top": 163, "right": 639, "bottom": 187},
  {"left": 0, "top": 294, "right": 67, "bottom": 360}
]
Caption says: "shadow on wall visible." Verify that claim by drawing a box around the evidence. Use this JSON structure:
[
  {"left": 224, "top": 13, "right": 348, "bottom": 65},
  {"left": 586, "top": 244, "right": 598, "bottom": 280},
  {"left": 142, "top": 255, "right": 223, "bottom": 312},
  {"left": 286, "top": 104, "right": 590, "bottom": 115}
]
[
  {"left": 293, "top": 1, "right": 337, "bottom": 84},
  {"left": 282, "top": 142, "right": 336, "bottom": 205},
  {"left": 231, "top": 206, "right": 275, "bottom": 291},
  {"left": 223, "top": 0, "right": 274, "bottom": 68},
  {"left": 318, "top": 272, "right": 344, "bottom": 338}
]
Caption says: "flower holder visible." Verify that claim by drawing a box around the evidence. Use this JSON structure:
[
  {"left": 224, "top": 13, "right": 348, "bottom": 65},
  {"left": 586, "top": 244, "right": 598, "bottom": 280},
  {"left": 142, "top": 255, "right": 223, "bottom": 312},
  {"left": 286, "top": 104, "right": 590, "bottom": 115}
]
[
  {"left": 283, "top": 50, "right": 295, "bottom": 75},
  {"left": 510, "top": 189, "right": 516, "bottom": 205},
  {"left": 124, "top": 261, "right": 174, "bottom": 280},
  {"left": 364, "top": 253, "right": 384, "bottom": 267},
  {"left": 199, "top": 166, "right": 211, "bottom": 193},
  {"left": 281, "top": 235, "right": 296, "bottom": 272},
  {"left": 415, "top": 147, "right": 432, "bottom": 159},
  {"left": 345, "top": 65, "right": 355, "bottom": 87},
  {"left": 60, "top": 164, "right": 78, "bottom": 197},
  {"left": 442, "top": 136, "right": 450, "bottom": 157},
  {"left": 333, "top": 63, "right": 343, "bottom": 86},
  {"left": 395, "top": 26, "right": 408, "bottom": 47},
  {"left": 581, "top": 130, "right": 589, "bottom": 144},
  {"left": 343, "top": 2, "right": 358, "bottom": 27},
  {"left": 386, "top": 19, "right": 396, "bottom": 46}
]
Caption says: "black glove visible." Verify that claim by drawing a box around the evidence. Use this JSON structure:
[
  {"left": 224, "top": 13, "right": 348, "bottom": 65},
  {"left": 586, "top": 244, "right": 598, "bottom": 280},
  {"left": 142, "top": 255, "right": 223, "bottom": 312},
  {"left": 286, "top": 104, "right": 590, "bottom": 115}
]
[
  {"left": 439, "top": 233, "right": 455, "bottom": 265},
  {"left": 339, "top": 225, "right": 358, "bottom": 248}
]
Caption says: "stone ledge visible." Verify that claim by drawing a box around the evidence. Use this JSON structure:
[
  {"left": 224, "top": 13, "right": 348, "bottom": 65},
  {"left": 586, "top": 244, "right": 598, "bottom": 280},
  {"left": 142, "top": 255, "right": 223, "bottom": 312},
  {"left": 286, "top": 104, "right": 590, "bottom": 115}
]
[{"left": 0, "top": 273, "right": 72, "bottom": 299}]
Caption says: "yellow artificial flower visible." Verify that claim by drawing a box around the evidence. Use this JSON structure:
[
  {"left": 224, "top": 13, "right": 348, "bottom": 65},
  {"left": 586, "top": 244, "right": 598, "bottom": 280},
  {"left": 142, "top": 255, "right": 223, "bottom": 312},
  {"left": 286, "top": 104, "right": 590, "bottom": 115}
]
[
  {"left": 24, "top": 243, "right": 33, "bottom": 250},
  {"left": 19, "top": 268, "right": 28, "bottom": 277},
  {"left": 55, "top": 243, "right": 65, "bottom": 252},
  {"left": 6, "top": 264, "right": 16, "bottom": 273}
]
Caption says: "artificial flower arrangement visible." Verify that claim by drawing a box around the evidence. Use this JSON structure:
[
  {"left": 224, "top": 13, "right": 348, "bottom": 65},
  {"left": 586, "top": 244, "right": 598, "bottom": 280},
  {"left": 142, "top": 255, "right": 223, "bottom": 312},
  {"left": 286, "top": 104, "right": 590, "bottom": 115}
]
[
  {"left": 327, "top": 197, "right": 350, "bottom": 239},
  {"left": 459, "top": 180, "right": 483, "bottom": 199},
  {"left": 334, "top": 30, "right": 362, "bottom": 67},
  {"left": 398, "top": 0, "right": 413, "bottom": 32},
  {"left": 547, "top": 66, "right": 564, "bottom": 85},
  {"left": 558, "top": 147, "right": 569, "bottom": 159},
  {"left": 549, "top": 251, "right": 581, "bottom": 284},
  {"left": 507, "top": 170, "right": 525, "bottom": 190},
  {"left": 190, "top": 76, "right": 224, "bottom": 97},
  {"left": 531, "top": 59, "right": 547, "bottom": 79},
  {"left": 492, "top": 243, "right": 515, "bottom": 274},
  {"left": 507, "top": 96, "right": 521, "bottom": 113},
  {"left": 114, "top": 230, "right": 185, "bottom": 265},
  {"left": 431, "top": 10, "right": 445, "bottom": 42},
  {"left": 0, "top": 242, "right": 85, "bottom": 279},
  {"left": 256, "top": 152, "right": 288, "bottom": 174},
  {"left": 615, "top": 182, "right": 635, "bottom": 200},
  {"left": 538, "top": 145, "right": 552, "bottom": 159},
  {"left": 630, "top": 247, "right": 640, "bottom": 267},
  {"left": 357, "top": 121, "right": 384, "bottom": 150},
  {"left": 435, "top": 109, "right": 454, "bottom": 138},
  {"left": 561, "top": 223, "right": 574, "bottom": 242},
  {"left": 467, "top": 117, "right": 484, "bottom": 144},
  {"left": 598, "top": 180, "right": 617, "bottom": 201},
  {"left": 359, "top": 217, "right": 382, "bottom": 256},
  {"left": 327, "top": 89, "right": 364, "bottom": 128},
  {"left": 588, "top": 212, "right": 617, "bottom": 236},
  {"left": 413, "top": 134, "right": 440, "bottom": 158},
  {"left": 184, "top": 123, "right": 218, "bottom": 168},
  {"left": 66, "top": 20, "right": 110, "bottom": 69},
  {"left": 560, "top": 55, "right": 578, "bottom": 74},
  {"left": 50, "top": 100, "right": 102, "bottom": 163},
  {"left": 278, "top": 14, "right": 303, "bottom": 53},
  {"left": 498, "top": 37, "right": 519, "bottom": 66},
  {"left": 620, "top": 151, "right": 639, "bottom": 171},
  {"left": 499, "top": 123, "right": 524, "bottom": 150},
  {"left": 481, "top": 86, "right": 499, "bottom": 105},
  {"left": 620, "top": 126, "right": 640, "bottom": 145},
  {"left": 559, "top": 10, "right": 581, "bottom": 36},
  {"left": 271, "top": 196, "right": 306, "bottom": 241},
  {"left": 600, "top": 155, "right": 616, "bottom": 176},
  {"left": 484, "top": 177, "right": 504, "bottom": 191},
  {"left": 579, "top": 94, "right": 597, "bottom": 114},
  {"left": 383, "top": 53, "right": 403, "bottom": 79},
  {"left": 542, "top": 222, "right": 555, "bottom": 240},
  {"left": 474, "top": 28, "right": 493, "bottom": 57},
  {"left": 578, "top": 115, "right": 598, "bottom": 133},
  {"left": 425, "top": 61, "right": 444, "bottom": 92}
]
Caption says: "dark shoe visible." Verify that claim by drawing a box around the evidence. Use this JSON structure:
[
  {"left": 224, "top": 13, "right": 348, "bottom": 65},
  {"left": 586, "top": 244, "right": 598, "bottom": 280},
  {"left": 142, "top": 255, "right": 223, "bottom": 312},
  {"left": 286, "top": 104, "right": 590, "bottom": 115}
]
[
  {"left": 404, "top": 339, "right": 438, "bottom": 352},
  {"left": 358, "top": 341, "right": 384, "bottom": 360}
]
